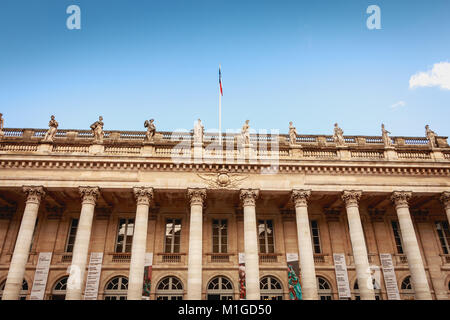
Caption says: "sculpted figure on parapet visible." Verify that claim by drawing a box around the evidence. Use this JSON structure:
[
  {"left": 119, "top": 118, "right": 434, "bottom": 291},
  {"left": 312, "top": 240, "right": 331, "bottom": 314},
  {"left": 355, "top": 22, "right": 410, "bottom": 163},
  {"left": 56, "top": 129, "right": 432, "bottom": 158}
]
[
  {"left": 425, "top": 125, "right": 437, "bottom": 148},
  {"left": 333, "top": 122, "right": 345, "bottom": 146},
  {"left": 0, "top": 113, "right": 4, "bottom": 138},
  {"left": 43, "top": 115, "right": 59, "bottom": 142},
  {"left": 193, "top": 118, "right": 204, "bottom": 144},
  {"left": 144, "top": 118, "right": 156, "bottom": 142},
  {"left": 90, "top": 116, "right": 104, "bottom": 143},
  {"left": 289, "top": 121, "right": 297, "bottom": 145},
  {"left": 381, "top": 123, "right": 391, "bottom": 147},
  {"left": 241, "top": 120, "right": 250, "bottom": 145}
]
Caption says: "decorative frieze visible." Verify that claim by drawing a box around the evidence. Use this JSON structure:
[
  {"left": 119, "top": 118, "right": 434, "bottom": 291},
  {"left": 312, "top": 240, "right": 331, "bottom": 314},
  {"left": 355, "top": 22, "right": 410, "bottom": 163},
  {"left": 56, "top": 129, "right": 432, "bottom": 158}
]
[
  {"left": 23, "top": 186, "right": 46, "bottom": 204},
  {"left": 133, "top": 187, "right": 154, "bottom": 206},
  {"left": 391, "top": 191, "right": 412, "bottom": 209},
  {"left": 342, "top": 190, "right": 362, "bottom": 207},
  {"left": 187, "top": 188, "right": 207, "bottom": 206},
  {"left": 239, "top": 189, "right": 259, "bottom": 207},
  {"left": 79, "top": 186, "right": 100, "bottom": 205},
  {"left": 291, "top": 189, "right": 311, "bottom": 207}
]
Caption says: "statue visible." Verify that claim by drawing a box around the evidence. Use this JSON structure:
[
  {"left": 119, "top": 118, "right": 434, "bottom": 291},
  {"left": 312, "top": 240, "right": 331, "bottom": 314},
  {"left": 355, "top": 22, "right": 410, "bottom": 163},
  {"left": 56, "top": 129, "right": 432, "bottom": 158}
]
[
  {"left": 42, "top": 115, "right": 59, "bottom": 142},
  {"left": 425, "top": 125, "right": 437, "bottom": 148},
  {"left": 289, "top": 121, "right": 297, "bottom": 144},
  {"left": 90, "top": 116, "right": 104, "bottom": 143},
  {"left": 381, "top": 123, "right": 391, "bottom": 147},
  {"left": 0, "top": 113, "right": 4, "bottom": 138},
  {"left": 333, "top": 123, "right": 345, "bottom": 146},
  {"left": 144, "top": 118, "right": 156, "bottom": 142},
  {"left": 193, "top": 119, "right": 204, "bottom": 144},
  {"left": 241, "top": 120, "right": 250, "bottom": 145}
]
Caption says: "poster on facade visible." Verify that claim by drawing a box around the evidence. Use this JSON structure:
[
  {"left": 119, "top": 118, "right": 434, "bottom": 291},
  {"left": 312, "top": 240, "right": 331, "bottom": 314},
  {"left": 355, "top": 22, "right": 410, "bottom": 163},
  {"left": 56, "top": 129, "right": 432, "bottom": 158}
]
[
  {"left": 333, "top": 253, "right": 351, "bottom": 299},
  {"left": 238, "top": 253, "right": 246, "bottom": 299},
  {"left": 286, "top": 253, "right": 302, "bottom": 300},
  {"left": 380, "top": 253, "right": 400, "bottom": 300},
  {"left": 142, "top": 252, "right": 153, "bottom": 300},
  {"left": 30, "top": 252, "right": 52, "bottom": 300},
  {"left": 84, "top": 252, "right": 103, "bottom": 300}
]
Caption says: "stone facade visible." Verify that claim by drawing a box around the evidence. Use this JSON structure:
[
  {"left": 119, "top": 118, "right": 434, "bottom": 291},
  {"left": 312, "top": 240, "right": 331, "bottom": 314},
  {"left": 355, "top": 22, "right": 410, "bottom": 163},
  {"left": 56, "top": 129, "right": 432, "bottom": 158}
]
[{"left": 0, "top": 125, "right": 449, "bottom": 300}]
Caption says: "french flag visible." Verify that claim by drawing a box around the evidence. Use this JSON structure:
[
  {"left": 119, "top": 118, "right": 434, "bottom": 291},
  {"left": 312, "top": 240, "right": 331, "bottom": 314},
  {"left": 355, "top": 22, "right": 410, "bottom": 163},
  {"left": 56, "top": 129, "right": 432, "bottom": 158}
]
[{"left": 219, "top": 66, "right": 223, "bottom": 96}]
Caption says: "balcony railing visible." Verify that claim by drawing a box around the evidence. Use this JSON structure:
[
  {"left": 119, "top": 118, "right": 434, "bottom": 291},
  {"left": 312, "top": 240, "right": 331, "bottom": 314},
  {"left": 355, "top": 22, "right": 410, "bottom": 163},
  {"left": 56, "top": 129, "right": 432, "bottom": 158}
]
[
  {"left": 439, "top": 254, "right": 450, "bottom": 265},
  {"left": 259, "top": 253, "right": 280, "bottom": 263},
  {"left": 207, "top": 253, "right": 233, "bottom": 263},
  {"left": 110, "top": 252, "right": 131, "bottom": 263},
  {"left": 394, "top": 254, "right": 408, "bottom": 265},
  {"left": 158, "top": 253, "right": 185, "bottom": 263}
]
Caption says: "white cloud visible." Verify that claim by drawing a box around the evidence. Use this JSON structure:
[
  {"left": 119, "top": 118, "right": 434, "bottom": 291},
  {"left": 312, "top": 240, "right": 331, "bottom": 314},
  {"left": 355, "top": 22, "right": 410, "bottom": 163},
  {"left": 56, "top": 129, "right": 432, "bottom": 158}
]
[
  {"left": 391, "top": 101, "right": 406, "bottom": 109},
  {"left": 409, "top": 62, "right": 450, "bottom": 90}
]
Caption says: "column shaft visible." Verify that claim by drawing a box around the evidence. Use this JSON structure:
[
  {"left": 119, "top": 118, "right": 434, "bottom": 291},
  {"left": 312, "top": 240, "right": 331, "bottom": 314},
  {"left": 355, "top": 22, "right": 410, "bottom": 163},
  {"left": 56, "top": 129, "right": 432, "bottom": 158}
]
[
  {"left": 240, "top": 189, "right": 260, "bottom": 300},
  {"left": 292, "top": 190, "right": 318, "bottom": 300},
  {"left": 127, "top": 187, "right": 153, "bottom": 300},
  {"left": 186, "top": 189, "right": 206, "bottom": 300},
  {"left": 392, "top": 192, "right": 432, "bottom": 300},
  {"left": 342, "top": 191, "right": 375, "bottom": 300},
  {"left": 2, "top": 186, "right": 45, "bottom": 300},
  {"left": 65, "top": 187, "right": 99, "bottom": 300}
]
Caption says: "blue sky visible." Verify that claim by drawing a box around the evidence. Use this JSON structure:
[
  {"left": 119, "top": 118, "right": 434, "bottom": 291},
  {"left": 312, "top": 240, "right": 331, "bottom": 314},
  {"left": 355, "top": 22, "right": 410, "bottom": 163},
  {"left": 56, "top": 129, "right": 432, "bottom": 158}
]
[{"left": 0, "top": 0, "right": 449, "bottom": 137}]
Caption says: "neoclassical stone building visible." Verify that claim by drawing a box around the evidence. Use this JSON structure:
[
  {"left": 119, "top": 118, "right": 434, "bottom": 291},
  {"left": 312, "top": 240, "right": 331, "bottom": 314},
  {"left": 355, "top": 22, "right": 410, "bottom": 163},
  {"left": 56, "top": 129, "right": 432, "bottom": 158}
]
[{"left": 0, "top": 119, "right": 449, "bottom": 300}]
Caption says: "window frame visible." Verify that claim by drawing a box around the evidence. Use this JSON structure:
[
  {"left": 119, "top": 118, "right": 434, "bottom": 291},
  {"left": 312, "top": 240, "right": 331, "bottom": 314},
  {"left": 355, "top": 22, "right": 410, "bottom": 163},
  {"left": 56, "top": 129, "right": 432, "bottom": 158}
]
[
  {"left": 391, "top": 220, "right": 404, "bottom": 254},
  {"left": 310, "top": 220, "right": 322, "bottom": 254},
  {"left": 212, "top": 219, "right": 228, "bottom": 254},
  {"left": 257, "top": 219, "right": 275, "bottom": 254},
  {"left": 65, "top": 218, "right": 79, "bottom": 253},
  {"left": 164, "top": 218, "right": 182, "bottom": 254},
  {"left": 435, "top": 221, "right": 450, "bottom": 255},
  {"left": 115, "top": 218, "right": 135, "bottom": 253}
]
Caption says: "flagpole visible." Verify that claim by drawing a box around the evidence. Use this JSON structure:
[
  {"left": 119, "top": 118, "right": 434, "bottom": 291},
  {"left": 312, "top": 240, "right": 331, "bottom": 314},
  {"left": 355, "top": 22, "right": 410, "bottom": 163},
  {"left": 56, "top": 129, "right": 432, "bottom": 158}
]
[{"left": 219, "top": 64, "right": 222, "bottom": 146}]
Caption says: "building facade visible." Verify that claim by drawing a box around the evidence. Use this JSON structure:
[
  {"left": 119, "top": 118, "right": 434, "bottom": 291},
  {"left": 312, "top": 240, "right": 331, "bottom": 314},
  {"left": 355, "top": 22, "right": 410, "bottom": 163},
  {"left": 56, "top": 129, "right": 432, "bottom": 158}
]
[{"left": 0, "top": 121, "right": 449, "bottom": 300}]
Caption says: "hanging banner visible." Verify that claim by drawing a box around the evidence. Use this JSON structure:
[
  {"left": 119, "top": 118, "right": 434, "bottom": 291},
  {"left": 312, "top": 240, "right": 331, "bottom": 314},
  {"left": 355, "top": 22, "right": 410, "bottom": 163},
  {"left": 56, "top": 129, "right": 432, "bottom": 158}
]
[
  {"left": 84, "top": 252, "right": 103, "bottom": 300},
  {"left": 333, "top": 253, "right": 351, "bottom": 299},
  {"left": 30, "top": 252, "right": 52, "bottom": 300},
  {"left": 142, "top": 252, "right": 153, "bottom": 300},
  {"left": 380, "top": 253, "right": 400, "bottom": 300},
  {"left": 286, "top": 253, "right": 302, "bottom": 300},
  {"left": 238, "top": 253, "right": 246, "bottom": 300}
]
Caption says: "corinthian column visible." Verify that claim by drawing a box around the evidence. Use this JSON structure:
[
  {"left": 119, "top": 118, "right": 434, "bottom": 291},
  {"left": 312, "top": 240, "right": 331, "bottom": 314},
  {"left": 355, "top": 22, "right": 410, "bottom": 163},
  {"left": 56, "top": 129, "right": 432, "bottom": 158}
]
[
  {"left": 2, "top": 186, "right": 45, "bottom": 300},
  {"left": 65, "top": 187, "right": 99, "bottom": 300},
  {"left": 440, "top": 192, "right": 450, "bottom": 226},
  {"left": 240, "top": 189, "right": 260, "bottom": 300},
  {"left": 391, "top": 191, "right": 432, "bottom": 300},
  {"left": 342, "top": 190, "right": 375, "bottom": 300},
  {"left": 186, "top": 188, "right": 206, "bottom": 300},
  {"left": 291, "top": 190, "right": 318, "bottom": 300},
  {"left": 127, "top": 187, "right": 154, "bottom": 300}
]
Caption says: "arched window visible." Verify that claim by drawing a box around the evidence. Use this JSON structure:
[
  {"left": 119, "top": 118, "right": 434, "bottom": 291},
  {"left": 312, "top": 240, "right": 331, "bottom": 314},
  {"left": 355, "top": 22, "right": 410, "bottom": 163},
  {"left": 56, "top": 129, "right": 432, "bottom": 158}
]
[
  {"left": 50, "top": 276, "right": 68, "bottom": 300},
  {"left": 353, "top": 279, "right": 382, "bottom": 300},
  {"left": 104, "top": 276, "right": 128, "bottom": 300},
  {"left": 400, "top": 276, "right": 414, "bottom": 300},
  {"left": 156, "top": 276, "right": 183, "bottom": 300},
  {"left": 206, "top": 276, "right": 233, "bottom": 300},
  {"left": 0, "top": 279, "right": 28, "bottom": 300},
  {"left": 260, "top": 276, "right": 283, "bottom": 300},
  {"left": 317, "top": 276, "right": 332, "bottom": 300}
]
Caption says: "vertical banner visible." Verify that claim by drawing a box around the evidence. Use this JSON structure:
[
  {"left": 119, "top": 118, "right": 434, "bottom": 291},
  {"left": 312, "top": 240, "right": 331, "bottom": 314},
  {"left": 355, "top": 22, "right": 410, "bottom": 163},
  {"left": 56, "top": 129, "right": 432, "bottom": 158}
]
[
  {"left": 333, "top": 253, "right": 351, "bottom": 299},
  {"left": 142, "top": 252, "right": 153, "bottom": 300},
  {"left": 379, "top": 253, "right": 400, "bottom": 300},
  {"left": 286, "top": 253, "right": 302, "bottom": 300},
  {"left": 84, "top": 252, "right": 103, "bottom": 300},
  {"left": 30, "top": 252, "right": 52, "bottom": 300},
  {"left": 238, "top": 253, "right": 246, "bottom": 299}
]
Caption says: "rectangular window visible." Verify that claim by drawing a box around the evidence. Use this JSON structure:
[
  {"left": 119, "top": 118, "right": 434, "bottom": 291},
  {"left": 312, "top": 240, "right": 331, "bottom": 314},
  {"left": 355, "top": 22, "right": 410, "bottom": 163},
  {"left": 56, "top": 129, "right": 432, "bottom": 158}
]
[
  {"left": 212, "top": 219, "right": 228, "bottom": 253},
  {"left": 310, "top": 220, "right": 322, "bottom": 254},
  {"left": 391, "top": 221, "right": 404, "bottom": 254},
  {"left": 258, "top": 220, "right": 274, "bottom": 253},
  {"left": 436, "top": 221, "right": 450, "bottom": 254},
  {"left": 115, "top": 218, "right": 135, "bottom": 253},
  {"left": 164, "top": 218, "right": 181, "bottom": 253},
  {"left": 65, "top": 218, "right": 79, "bottom": 253}
]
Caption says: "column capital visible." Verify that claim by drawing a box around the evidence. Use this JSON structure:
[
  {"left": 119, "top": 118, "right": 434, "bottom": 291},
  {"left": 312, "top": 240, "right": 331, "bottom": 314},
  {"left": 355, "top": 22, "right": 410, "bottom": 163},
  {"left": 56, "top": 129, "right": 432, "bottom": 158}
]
[
  {"left": 342, "top": 190, "right": 362, "bottom": 207},
  {"left": 391, "top": 191, "right": 412, "bottom": 209},
  {"left": 239, "top": 189, "right": 259, "bottom": 207},
  {"left": 291, "top": 189, "right": 311, "bottom": 207},
  {"left": 22, "top": 186, "right": 46, "bottom": 204},
  {"left": 133, "top": 187, "right": 154, "bottom": 206},
  {"left": 79, "top": 186, "right": 100, "bottom": 205},
  {"left": 440, "top": 192, "right": 450, "bottom": 210},
  {"left": 187, "top": 188, "right": 207, "bottom": 206}
]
